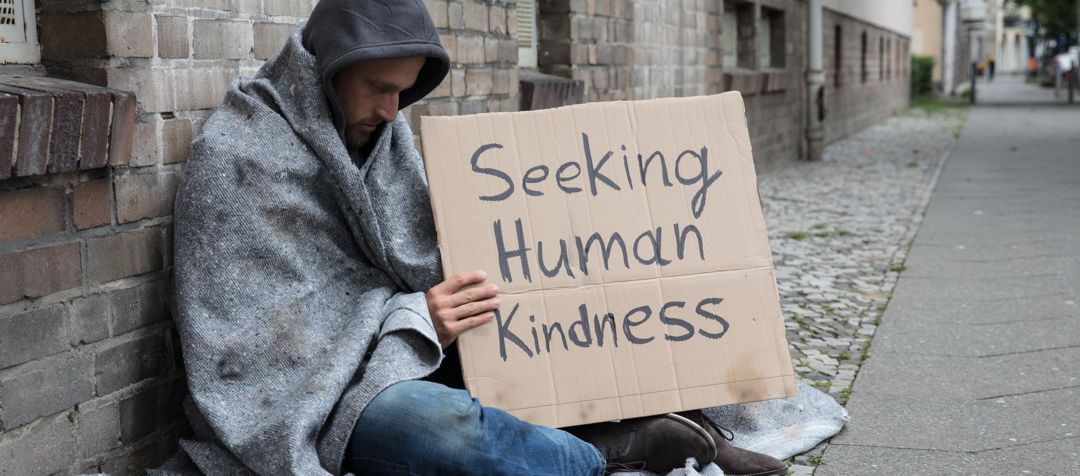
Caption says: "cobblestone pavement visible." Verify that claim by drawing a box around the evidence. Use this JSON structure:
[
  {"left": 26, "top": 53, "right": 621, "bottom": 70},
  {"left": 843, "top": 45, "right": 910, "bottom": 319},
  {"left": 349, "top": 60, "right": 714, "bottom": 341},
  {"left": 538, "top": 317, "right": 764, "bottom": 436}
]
[{"left": 756, "top": 105, "right": 968, "bottom": 472}]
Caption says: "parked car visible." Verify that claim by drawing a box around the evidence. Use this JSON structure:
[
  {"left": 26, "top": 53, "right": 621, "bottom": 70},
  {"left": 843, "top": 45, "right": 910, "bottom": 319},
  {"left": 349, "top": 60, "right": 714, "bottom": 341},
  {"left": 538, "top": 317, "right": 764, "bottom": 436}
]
[{"left": 1040, "top": 48, "right": 1079, "bottom": 87}]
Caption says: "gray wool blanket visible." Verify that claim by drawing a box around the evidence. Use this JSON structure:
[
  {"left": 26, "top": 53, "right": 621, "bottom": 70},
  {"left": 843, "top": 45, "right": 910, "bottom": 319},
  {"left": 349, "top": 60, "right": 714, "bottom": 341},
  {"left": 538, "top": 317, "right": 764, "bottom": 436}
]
[{"left": 170, "top": 27, "right": 444, "bottom": 474}]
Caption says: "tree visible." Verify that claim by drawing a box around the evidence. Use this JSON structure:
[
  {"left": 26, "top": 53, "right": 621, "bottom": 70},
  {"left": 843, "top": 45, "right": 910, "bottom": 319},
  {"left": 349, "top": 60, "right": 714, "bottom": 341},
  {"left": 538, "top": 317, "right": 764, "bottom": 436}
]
[{"left": 1012, "top": 0, "right": 1079, "bottom": 47}]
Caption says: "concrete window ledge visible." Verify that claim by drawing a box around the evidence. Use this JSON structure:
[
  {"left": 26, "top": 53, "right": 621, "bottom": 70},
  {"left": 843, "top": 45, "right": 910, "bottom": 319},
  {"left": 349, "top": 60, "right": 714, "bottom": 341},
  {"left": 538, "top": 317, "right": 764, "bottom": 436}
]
[
  {"left": 0, "top": 75, "right": 135, "bottom": 181},
  {"left": 723, "top": 71, "right": 792, "bottom": 96}
]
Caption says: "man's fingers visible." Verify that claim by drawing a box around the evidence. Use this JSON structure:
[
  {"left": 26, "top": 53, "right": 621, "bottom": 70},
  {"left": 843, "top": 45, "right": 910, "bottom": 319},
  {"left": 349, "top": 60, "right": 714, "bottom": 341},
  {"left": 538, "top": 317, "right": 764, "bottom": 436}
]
[
  {"left": 449, "top": 283, "right": 500, "bottom": 307},
  {"left": 430, "top": 270, "right": 488, "bottom": 295},
  {"left": 450, "top": 312, "right": 495, "bottom": 335},
  {"left": 443, "top": 297, "right": 499, "bottom": 321}
]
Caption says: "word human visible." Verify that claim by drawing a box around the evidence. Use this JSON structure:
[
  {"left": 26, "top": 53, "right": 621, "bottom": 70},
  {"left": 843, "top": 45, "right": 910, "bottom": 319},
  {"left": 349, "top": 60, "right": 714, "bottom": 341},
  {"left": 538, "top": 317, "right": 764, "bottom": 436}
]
[
  {"left": 494, "top": 218, "right": 705, "bottom": 283},
  {"left": 494, "top": 297, "right": 733, "bottom": 361},
  {"left": 470, "top": 133, "right": 723, "bottom": 218}
]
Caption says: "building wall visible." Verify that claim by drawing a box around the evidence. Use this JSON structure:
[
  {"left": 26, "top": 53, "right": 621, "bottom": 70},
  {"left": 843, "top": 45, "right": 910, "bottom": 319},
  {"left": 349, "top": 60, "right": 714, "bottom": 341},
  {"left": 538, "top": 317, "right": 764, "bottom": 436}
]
[
  {"left": 537, "top": 0, "right": 807, "bottom": 171},
  {"left": 0, "top": 0, "right": 908, "bottom": 473},
  {"left": 821, "top": 0, "right": 913, "bottom": 37},
  {"left": 822, "top": 9, "right": 911, "bottom": 145},
  {"left": 913, "top": 0, "right": 944, "bottom": 83}
]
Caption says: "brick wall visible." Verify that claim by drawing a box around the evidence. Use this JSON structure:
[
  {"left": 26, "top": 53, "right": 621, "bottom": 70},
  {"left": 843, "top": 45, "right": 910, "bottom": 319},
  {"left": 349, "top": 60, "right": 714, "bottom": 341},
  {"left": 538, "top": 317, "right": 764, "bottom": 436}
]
[
  {"left": 536, "top": 0, "right": 807, "bottom": 170},
  {"left": 822, "top": 9, "right": 911, "bottom": 145},
  {"left": 0, "top": 0, "right": 314, "bottom": 472},
  {"left": 404, "top": 0, "right": 520, "bottom": 130}
]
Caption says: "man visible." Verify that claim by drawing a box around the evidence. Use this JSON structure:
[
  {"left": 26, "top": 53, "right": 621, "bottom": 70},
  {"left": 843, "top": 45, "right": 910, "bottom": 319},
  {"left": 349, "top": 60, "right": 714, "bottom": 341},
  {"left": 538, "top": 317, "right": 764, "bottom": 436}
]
[{"left": 171, "top": 0, "right": 788, "bottom": 474}]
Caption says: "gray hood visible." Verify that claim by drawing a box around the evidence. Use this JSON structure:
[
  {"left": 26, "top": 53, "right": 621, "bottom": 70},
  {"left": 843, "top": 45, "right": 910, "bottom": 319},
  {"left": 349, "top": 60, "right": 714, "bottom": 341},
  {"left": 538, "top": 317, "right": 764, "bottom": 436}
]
[{"left": 302, "top": 0, "right": 450, "bottom": 133}]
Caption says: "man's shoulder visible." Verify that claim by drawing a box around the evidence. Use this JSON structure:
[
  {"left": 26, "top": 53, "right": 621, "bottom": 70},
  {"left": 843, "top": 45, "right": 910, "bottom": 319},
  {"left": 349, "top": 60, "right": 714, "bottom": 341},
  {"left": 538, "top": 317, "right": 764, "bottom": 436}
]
[{"left": 190, "top": 96, "right": 320, "bottom": 175}]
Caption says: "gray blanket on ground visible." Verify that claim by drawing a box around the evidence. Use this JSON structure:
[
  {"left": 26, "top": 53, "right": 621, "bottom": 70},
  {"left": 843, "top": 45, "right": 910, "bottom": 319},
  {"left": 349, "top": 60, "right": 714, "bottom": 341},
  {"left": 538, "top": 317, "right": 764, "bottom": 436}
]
[{"left": 170, "top": 27, "right": 444, "bottom": 475}]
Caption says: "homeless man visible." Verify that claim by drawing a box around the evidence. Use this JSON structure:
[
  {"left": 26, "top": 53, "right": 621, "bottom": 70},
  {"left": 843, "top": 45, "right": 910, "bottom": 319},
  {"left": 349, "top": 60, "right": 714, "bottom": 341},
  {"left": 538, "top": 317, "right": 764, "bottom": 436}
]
[{"left": 170, "top": 0, "right": 789, "bottom": 474}]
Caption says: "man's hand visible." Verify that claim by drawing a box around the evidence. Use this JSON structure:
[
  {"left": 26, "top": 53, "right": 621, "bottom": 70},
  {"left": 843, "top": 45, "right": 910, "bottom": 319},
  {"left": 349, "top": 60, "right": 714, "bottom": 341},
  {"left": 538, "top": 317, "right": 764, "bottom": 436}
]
[{"left": 426, "top": 270, "right": 500, "bottom": 349}]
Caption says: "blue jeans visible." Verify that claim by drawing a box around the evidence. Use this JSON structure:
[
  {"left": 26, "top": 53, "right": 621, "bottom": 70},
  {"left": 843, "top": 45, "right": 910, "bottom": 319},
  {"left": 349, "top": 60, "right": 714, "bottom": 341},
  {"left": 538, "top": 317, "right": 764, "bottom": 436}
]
[{"left": 344, "top": 380, "right": 605, "bottom": 475}]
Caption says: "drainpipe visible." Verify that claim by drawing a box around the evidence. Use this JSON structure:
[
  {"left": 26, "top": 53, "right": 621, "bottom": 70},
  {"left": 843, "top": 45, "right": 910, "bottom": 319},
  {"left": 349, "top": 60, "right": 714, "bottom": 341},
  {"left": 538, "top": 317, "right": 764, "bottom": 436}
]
[{"left": 806, "top": 0, "right": 825, "bottom": 160}]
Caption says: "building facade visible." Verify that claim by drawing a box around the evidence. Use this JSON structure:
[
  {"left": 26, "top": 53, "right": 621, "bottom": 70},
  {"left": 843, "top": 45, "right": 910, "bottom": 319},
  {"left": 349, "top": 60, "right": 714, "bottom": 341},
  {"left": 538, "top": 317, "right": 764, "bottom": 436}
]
[{"left": 0, "top": 0, "right": 910, "bottom": 473}]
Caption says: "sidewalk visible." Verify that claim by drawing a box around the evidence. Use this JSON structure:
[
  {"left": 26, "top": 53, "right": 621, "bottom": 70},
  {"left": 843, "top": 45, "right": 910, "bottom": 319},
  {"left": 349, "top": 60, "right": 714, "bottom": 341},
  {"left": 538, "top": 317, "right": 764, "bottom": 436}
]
[{"left": 818, "top": 76, "right": 1080, "bottom": 473}]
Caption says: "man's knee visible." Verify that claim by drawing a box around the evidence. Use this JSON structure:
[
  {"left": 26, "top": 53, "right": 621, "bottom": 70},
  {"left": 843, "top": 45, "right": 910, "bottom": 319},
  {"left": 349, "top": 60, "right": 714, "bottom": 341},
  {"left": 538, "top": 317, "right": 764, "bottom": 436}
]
[{"left": 358, "top": 380, "right": 484, "bottom": 444}]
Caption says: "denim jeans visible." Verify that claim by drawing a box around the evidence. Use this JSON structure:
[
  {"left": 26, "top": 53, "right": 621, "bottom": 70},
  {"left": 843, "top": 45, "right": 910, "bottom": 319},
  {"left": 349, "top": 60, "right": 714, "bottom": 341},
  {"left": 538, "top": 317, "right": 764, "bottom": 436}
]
[{"left": 344, "top": 346, "right": 605, "bottom": 475}]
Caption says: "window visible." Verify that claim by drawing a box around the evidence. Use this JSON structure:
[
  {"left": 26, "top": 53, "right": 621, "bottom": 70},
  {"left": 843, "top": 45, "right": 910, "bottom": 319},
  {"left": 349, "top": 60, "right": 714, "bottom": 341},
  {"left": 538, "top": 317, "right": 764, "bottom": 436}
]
[
  {"left": 517, "top": 0, "right": 537, "bottom": 68},
  {"left": 834, "top": 24, "right": 842, "bottom": 87},
  {"left": 879, "top": 36, "right": 884, "bottom": 81},
  {"left": 886, "top": 37, "right": 892, "bottom": 80},
  {"left": 861, "top": 31, "right": 867, "bottom": 83},
  {"left": 0, "top": 0, "right": 40, "bottom": 63},
  {"left": 722, "top": 5, "right": 738, "bottom": 68},
  {"left": 759, "top": 7, "right": 785, "bottom": 69}
]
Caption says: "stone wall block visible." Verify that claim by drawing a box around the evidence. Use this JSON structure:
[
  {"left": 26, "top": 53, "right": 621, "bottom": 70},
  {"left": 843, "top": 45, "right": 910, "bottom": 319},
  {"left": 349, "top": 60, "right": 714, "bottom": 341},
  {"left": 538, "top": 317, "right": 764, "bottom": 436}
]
[
  {"left": 70, "top": 293, "right": 110, "bottom": 345},
  {"left": 162, "top": 118, "right": 193, "bottom": 164},
  {"left": 73, "top": 179, "right": 112, "bottom": 230},
  {"left": 109, "top": 280, "right": 167, "bottom": 336},
  {"left": 192, "top": 19, "right": 253, "bottom": 60},
  {"left": 0, "top": 353, "right": 94, "bottom": 429},
  {"left": 254, "top": 22, "right": 293, "bottom": 60},
  {"left": 114, "top": 170, "right": 180, "bottom": 223},
  {"left": 95, "top": 333, "right": 167, "bottom": 396},
  {"left": 77, "top": 402, "right": 120, "bottom": 457},
  {"left": 105, "top": 11, "right": 154, "bottom": 58},
  {"left": 39, "top": 12, "right": 107, "bottom": 60},
  {"left": 425, "top": 0, "right": 450, "bottom": 28},
  {"left": 156, "top": 15, "right": 189, "bottom": 59},
  {"left": 262, "top": 0, "right": 315, "bottom": 17},
  {"left": 456, "top": 35, "right": 485, "bottom": 64},
  {"left": 0, "top": 414, "right": 76, "bottom": 475},
  {"left": 86, "top": 227, "right": 163, "bottom": 285},
  {"left": 130, "top": 115, "right": 163, "bottom": 167},
  {"left": 0, "top": 305, "right": 69, "bottom": 369},
  {"left": 465, "top": 67, "right": 493, "bottom": 96},
  {"left": 0, "top": 187, "right": 65, "bottom": 242},
  {"left": 0, "top": 243, "right": 81, "bottom": 305}
]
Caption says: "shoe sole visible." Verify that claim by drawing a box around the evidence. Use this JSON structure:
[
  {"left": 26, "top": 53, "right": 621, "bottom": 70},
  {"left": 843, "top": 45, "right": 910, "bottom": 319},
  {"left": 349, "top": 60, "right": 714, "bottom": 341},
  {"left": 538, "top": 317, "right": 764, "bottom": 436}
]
[
  {"left": 725, "top": 469, "right": 789, "bottom": 476},
  {"left": 660, "top": 412, "right": 718, "bottom": 462}
]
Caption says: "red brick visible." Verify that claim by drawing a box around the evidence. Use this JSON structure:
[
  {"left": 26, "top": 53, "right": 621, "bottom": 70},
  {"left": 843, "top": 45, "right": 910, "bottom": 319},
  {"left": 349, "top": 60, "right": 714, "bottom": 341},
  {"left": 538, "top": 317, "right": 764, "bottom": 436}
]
[
  {"left": 0, "top": 84, "right": 53, "bottom": 177},
  {"left": 465, "top": 68, "right": 493, "bottom": 96},
  {"left": 0, "top": 93, "right": 17, "bottom": 180},
  {"left": 105, "top": 11, "right": 154, "bottom": 58},
  {"left": 114, "top": 170, "right": 179, "bottom": 223},
  {"left": 86, "top": 227, "right": 163, "bottom": 285},
  {"left": 78, "top": 91, "right": 113, "bottom": 170},
  {"left": 108, "top": 91, "right": 135, "bottom": 166},
  {"left": 45, "top": 89, "right": 85, "bottom": 174},
  {"left": 156, "top": 15, "right": 189, "bottom": 59},
  {"left": 73, "top": 179, "right": 112, "bottom": 230},
  {"left": 130, "top": 117, "right": 161, "bottom": 167},
  {"left": 253, "top": 22, "right": 292, "bottom": 61},
  {"left": 0, "top": 243, "right": 82, "bottom": 305},
  {"left": 456, "top": 35, "right": 485, "bottom": 64},
  {"left": 161, "top": 119, "right": 192, "bottom": 164},
  {"left": 463, "top": 1, "right": 488, "bottom": 31},
  {"left": 0, "top": 187, "right": 66, "bottom": 242}
]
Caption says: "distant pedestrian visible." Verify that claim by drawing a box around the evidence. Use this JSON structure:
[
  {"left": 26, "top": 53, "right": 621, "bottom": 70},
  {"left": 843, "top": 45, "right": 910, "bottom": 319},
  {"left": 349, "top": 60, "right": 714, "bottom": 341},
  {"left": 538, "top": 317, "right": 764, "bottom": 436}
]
[{"left": 988, "top": 56, "right": 996, "bottom": 81}]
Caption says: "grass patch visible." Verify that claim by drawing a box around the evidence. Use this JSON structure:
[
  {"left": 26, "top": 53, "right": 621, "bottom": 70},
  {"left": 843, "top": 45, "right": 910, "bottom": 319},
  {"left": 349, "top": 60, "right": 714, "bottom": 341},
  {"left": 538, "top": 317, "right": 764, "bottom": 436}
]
[
  {"left": 784, "top": 231, "right": 809, "bottom": 241},
  {"left": 807, "top": 454, "right": 825, "bottom": 465},
  {"left": 889, "top": 263, "right": 908, "bottom": 273},
  {"left": 812, "top": 228, "right": 855, "bottom": 239},
  {"left": 838, "top": 387, "right": 853, "bottom": 404},
  {"left": 837, "top": 351, "right": 850, "bottom": 361},
  {"left": 910, "top": 95, "right": 969, "bottom": 115}
]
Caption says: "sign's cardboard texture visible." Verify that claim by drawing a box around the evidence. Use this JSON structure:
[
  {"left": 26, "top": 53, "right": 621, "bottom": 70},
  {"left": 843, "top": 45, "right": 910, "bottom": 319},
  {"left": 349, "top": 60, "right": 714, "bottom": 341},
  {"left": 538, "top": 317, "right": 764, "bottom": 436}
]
[{"left": 420, "top": 92, "right": 796, "bottom": 428}]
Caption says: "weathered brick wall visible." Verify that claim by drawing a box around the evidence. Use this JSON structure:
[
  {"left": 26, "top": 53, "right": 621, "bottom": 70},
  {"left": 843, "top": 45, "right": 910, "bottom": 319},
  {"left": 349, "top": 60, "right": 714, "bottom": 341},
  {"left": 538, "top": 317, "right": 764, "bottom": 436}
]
[
  {"left": 822, "top": 9, "right": 911, "bottom": 145},
  {"left": 0, "top": 0, "right": 314, "bottom": 473},
  {"left": 405, "top": 0, "right": 519, "bottom": 131},
  {"left": 537, "top": 0, "right": 807, "bottom": 170}
]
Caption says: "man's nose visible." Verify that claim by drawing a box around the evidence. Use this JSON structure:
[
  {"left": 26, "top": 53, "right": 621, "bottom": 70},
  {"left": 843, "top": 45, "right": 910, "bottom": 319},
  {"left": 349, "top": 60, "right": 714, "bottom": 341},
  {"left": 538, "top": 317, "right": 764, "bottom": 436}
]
[{"left": 375, "top": 94, "right": 399, "bottom": 123}]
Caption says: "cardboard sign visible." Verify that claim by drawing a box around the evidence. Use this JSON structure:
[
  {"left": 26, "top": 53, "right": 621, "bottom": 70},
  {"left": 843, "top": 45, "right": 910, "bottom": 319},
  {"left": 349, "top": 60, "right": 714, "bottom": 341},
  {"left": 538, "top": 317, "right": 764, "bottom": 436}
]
[{"left": 420, "top": 92, "right": 796, "bottom": 428}]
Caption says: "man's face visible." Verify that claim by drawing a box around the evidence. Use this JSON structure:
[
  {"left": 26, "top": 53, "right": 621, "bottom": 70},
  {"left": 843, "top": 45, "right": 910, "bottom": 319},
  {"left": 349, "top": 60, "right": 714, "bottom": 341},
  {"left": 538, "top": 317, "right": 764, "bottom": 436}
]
[{"left": 332, "top": 56, "right": 426, "bottom": 150}]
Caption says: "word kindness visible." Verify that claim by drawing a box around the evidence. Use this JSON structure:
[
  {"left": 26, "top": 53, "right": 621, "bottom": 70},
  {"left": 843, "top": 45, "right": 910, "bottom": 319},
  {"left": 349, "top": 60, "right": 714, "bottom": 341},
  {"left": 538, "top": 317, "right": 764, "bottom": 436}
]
[
  {"left": 470, "top": 133, "right": 725, "bottom": 284},
  {"left": 494, "top": 297, "right": 733, "bottom": 361}
]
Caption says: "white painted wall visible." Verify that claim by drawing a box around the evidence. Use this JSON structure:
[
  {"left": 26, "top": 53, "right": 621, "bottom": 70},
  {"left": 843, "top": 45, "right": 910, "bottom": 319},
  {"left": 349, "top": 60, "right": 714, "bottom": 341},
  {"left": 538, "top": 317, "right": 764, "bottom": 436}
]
[{"left": 821, "top": 0, "right": 913, "bottom": 37}]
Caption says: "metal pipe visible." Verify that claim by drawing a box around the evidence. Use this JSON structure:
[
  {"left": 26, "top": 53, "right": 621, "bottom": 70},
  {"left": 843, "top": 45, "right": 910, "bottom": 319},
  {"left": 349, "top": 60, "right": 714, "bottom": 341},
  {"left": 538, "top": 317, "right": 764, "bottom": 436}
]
[{"left": 806, "top": 0, "right": 825, "bottom": 161}]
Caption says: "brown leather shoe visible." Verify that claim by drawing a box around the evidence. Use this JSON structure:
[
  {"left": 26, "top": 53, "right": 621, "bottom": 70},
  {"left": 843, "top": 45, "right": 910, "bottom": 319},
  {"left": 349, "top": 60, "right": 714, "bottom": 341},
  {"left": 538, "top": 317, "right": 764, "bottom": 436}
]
[
  {"left": 567, "top": 413, "right": 717, "bottom": 473},
  {"left": 678, "top": 410, "right": 789, "bottom": 476}
]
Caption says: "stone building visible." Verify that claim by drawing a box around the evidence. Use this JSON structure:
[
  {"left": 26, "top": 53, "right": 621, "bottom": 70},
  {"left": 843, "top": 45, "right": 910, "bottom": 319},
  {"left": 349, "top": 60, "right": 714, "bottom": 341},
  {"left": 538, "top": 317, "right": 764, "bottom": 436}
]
[{"left": 0, "top": 0, "right": 909, "bottom": 473}]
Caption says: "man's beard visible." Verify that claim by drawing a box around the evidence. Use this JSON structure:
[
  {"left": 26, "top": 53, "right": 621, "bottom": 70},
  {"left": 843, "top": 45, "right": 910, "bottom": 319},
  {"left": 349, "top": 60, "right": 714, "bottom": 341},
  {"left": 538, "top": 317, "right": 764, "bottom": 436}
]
[{"left": 344, "top": 122, "right": 373, "bottom": 150}]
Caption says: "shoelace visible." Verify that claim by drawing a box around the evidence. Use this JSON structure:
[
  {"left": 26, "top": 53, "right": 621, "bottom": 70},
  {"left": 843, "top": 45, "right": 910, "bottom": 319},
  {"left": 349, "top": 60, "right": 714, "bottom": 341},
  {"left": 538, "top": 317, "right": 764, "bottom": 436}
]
[
  {"left": 706, "top": 418, "right": 735, "bottom": 441},
  {"left": 605, "top": 461, "right": 647, "bottom": 472}
]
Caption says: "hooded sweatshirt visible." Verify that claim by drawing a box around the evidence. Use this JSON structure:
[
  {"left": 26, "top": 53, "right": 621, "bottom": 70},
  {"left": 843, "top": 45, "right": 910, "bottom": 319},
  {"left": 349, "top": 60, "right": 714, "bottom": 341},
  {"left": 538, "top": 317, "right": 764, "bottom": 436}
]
[
  {"left": 302, "top": 0, "right": 450, "bottom": 136},
  {"left": 167, "top": 2, "right": 449, "bottom": 474}
]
